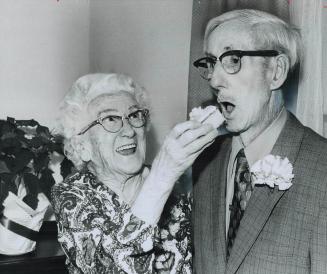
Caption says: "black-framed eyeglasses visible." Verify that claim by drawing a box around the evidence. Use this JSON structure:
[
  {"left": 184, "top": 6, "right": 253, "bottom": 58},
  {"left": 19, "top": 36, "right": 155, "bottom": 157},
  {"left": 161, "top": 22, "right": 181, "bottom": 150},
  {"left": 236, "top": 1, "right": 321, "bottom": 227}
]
[
  {"left": 193, "top": 50, "right": 279, "bottom": 80},
  {"left": 78, "top": 109, "right": 149, "bottom": 135}
]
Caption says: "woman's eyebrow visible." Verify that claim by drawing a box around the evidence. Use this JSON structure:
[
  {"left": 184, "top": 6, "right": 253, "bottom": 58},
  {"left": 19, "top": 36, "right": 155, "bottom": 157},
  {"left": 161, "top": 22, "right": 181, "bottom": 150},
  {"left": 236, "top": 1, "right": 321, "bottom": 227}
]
[
  {"left": 98, "top": 108, "right": 118, "bottom": 116},
  {"left": 98, "top": 105, "right": 139, "bottom": 117}
]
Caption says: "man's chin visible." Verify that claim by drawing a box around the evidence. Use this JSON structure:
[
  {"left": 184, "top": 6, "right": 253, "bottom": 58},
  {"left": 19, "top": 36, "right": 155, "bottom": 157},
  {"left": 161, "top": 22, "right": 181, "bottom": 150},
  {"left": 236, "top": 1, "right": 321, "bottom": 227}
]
[
  {"left": 225, "top": 122, "right": 241, "bottom": 133},
  {"left": 226, "top": 123, "right": 249, "bottom": 136}
]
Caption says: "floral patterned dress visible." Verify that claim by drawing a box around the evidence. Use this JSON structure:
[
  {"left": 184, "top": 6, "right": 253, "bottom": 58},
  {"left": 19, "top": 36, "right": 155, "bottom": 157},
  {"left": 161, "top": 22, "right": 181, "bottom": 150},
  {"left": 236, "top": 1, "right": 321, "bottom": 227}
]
[{"left": 51, "top": 171, "right": 192, "bottom": 274}]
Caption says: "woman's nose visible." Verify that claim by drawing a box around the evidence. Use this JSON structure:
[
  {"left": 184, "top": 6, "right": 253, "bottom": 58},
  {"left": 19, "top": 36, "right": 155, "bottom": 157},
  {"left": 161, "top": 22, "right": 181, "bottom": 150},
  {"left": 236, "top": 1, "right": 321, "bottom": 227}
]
[{"left": 120, "top": 118, "right": 136, "bottom": 137}]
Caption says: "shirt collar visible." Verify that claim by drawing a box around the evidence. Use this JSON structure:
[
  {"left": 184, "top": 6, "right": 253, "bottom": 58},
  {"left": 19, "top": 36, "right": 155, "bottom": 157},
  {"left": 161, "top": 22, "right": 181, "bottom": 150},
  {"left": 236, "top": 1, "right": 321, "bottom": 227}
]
[{"left": 231, "top": 107, "right": 288, "bottom": 167}]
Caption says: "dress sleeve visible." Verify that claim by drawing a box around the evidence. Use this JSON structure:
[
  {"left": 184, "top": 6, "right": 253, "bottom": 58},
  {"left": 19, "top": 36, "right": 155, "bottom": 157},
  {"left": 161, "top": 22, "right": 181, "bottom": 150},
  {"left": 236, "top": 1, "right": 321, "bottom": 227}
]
[
  {"left": 154, "top": 190, "right": 193, "bottom": 274},
  {"left": 51, "top": 174, "right": 157, "bottom": 274}
]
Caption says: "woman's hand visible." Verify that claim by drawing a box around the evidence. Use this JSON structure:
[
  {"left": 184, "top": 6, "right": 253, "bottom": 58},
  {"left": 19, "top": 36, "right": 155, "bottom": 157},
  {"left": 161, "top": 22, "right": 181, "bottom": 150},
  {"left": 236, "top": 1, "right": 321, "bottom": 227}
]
[
  {"left": 132, "top": 120, "right": 218, "bottom": 224},
  {"left": 150, "top": 120, "right": 218, "bottom": 187}
]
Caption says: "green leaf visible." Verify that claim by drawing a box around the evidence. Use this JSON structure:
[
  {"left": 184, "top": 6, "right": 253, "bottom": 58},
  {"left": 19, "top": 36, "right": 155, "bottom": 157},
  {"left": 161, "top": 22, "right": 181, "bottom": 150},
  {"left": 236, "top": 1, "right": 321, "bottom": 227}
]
[
  {"left": 60, "top": 157, "right": 74, "bottom": 179},
  {"left": 1, "top": 137, "right": 21, "bottom": 149},
  {"left": 47, "top": 142, "right": 63, "bottom": 154},
  {"left": 0, "top": 160, "right": 10, "bottom": 173},
  {"left": 5, "top": 148, "right": 34, "bottom": 173},
  {"left": 0, "top": 117, "right": 68, "bottom": 208},
  {"left": 0, "top": 172, "right": 15, "bottom": 184},
  {"left": 0, "top": 173, "right": 18, "bottom": 195},
  {"left": 22, "top": 194, "right": 38, "bottom": 210},
  {"left": 23, "top": 173, "right": 39, "bottom": 196},
  {"left": 34, "top": 152, "right": 49, "bottom": 173},
  {"left": 36, "top": 125, "right": 51, "bottom": 139},
  {"left": 16, "top": 119, "right": 39, "bottom": 127},
  {"left": 15, "top": 128, "right": 27, "bottom": 139},
  {"left": 39, "top": 168, "right": 55, "bottom": 199},
  {"left": 0, "top": 120, "right": 15, "bottom": 137},
  {"left": 0, "top": 179, "right": 9, "bottom": 205},
  {"left": 6, "top": 117, "right": 16, "bottom": 124},
  {"left": 29, "top": 136, "right": 44, "bottom": 148}
]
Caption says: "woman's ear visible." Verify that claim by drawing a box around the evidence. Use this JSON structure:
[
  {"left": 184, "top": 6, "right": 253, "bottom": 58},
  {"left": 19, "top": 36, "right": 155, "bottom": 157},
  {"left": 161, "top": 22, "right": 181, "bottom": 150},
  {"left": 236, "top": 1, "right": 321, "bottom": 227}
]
[
  {"left": 79, "top": 136, "right": 92, "bottom": 162},
  {"left": 270, "top": 54, "right": 290, "bottom": 90}
]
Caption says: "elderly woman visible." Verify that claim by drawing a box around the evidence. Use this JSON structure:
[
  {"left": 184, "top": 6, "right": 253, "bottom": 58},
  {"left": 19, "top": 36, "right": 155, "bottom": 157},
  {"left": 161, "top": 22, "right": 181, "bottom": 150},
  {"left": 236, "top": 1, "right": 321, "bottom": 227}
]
[{"left": 51, "top": 73, "right": 217, "bottom": 273}]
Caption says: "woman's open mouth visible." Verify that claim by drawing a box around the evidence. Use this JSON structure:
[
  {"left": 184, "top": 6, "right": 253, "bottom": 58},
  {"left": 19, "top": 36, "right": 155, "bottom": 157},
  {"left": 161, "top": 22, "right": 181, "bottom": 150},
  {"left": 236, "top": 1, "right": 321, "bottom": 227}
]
[{"left": 116, "top": 143, "right": 137, "bottom": 155}]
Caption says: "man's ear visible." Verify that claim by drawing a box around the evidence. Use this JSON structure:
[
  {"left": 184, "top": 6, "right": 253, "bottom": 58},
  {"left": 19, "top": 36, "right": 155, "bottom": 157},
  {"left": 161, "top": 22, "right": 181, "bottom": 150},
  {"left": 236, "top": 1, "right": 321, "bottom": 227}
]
[{"left": 270, "top": 54, "right": 290, "bottom": 90}]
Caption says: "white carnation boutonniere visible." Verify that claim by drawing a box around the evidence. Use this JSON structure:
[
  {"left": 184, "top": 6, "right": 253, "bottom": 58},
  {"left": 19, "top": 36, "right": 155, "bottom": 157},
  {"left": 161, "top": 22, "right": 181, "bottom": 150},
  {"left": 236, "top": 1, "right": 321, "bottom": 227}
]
[{"left": 250, "top": 155, "right": 294, "bottom": 191}]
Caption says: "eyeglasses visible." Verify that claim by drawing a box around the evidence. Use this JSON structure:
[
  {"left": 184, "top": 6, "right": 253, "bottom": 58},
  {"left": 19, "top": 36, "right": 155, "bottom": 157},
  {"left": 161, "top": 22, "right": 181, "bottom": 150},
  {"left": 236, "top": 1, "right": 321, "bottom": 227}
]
[
  {"left": 78, "top": 109, "right": 149, "bottom": 135},
  {"left": 193, "top": 50, "right": 279, "bottom": 80}
]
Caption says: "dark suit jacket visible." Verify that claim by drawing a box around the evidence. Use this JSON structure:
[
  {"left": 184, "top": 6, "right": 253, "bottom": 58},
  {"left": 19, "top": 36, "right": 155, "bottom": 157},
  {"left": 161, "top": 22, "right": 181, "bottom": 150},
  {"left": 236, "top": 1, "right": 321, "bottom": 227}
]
[{"left": 193, "top": 113, "right": 327, "bottom": 274}]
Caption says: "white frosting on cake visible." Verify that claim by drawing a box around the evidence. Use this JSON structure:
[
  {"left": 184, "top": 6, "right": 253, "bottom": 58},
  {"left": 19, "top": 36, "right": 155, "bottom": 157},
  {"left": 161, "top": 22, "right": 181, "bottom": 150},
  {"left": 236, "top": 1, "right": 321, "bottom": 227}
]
[{"left": 189, "top": 106, "right": 225, "bottom": 128}]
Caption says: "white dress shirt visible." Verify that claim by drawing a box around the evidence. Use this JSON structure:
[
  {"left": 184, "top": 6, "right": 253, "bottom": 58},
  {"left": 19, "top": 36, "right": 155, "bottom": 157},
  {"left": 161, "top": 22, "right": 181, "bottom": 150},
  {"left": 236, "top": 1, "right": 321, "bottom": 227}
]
[{"left": 225, "top": 108, "right": 288, "bottom": 236}]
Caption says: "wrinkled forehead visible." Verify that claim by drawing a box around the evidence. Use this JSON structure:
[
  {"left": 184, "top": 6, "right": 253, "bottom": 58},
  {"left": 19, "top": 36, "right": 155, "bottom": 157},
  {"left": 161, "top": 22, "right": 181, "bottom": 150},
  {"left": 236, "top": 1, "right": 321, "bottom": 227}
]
[
  {"left": 206, "top": 20, "right": 255, "bottom": 55},
  {"left": 87, "top": 91, "right": 138, "bottom": 116}
]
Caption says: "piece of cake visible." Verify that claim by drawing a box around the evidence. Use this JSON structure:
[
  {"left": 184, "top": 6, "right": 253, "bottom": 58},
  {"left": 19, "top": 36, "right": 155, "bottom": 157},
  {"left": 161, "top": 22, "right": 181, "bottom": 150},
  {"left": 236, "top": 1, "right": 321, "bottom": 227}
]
[{"left": 189, "top": 106, "right": 225, "bottom": 128}]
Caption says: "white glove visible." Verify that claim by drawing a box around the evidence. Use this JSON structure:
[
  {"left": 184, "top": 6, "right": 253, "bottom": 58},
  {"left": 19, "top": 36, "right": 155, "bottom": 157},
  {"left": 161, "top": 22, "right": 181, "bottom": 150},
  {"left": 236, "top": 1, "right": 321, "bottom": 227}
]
[{"left": 132, "top": 120, "right": 218, "bottom": 224}]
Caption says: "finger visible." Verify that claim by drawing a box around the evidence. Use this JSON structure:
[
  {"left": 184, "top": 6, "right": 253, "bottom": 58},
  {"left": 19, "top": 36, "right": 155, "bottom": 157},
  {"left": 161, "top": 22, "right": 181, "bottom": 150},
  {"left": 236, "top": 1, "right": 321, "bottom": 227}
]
[
  {"left": 179, "top": 138, "right": 216, "bottom": 169},
  {"left": 183, "top": 129, "right": 218, "bottom": 155},
  {"left": 178, "top": 123, "right": 215, "bottom": 147},
  {"left": 170, "top": 120, "right": 202, "bottom": 139}
]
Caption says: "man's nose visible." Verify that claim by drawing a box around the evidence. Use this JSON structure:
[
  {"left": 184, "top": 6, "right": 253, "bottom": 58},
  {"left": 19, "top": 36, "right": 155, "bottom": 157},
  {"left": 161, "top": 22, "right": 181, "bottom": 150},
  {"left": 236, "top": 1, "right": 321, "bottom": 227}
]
[
  {"left": 120, "top": 119, "right": 136, "bottom": 137},
  {"left": 209, "top": 63, "right": 226, "bottom": 92}
]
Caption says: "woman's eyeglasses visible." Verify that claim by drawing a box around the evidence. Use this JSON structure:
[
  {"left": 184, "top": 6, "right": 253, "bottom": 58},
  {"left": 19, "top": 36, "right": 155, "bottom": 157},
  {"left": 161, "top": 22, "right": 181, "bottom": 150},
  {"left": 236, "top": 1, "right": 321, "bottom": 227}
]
[
  {"left": 193, "top": 50, "right": 279, "bottom": 80},
  {"left": 78, "top": 109, "right": 149, "bottom": 135}
]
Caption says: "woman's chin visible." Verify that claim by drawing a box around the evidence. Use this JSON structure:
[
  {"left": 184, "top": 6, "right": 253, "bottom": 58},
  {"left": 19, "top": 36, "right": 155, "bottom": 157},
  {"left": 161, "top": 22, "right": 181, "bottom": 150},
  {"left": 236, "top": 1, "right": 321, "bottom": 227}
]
[
  {"left": 119, "top": 167, "right": 143, "bottom": 176},
  {"left": 116, "top": 159, "right": 144, "bottom": 175}
]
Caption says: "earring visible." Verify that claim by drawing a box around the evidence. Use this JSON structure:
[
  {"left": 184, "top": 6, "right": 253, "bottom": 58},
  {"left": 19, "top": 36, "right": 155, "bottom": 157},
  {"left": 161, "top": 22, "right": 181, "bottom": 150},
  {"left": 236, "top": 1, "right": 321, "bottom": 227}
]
[
  {"left": 81, "top": 147, "right": 91, "bottom": 162},
  {"left": 78, "top": 140, "right": 91, "bottom": 162}
]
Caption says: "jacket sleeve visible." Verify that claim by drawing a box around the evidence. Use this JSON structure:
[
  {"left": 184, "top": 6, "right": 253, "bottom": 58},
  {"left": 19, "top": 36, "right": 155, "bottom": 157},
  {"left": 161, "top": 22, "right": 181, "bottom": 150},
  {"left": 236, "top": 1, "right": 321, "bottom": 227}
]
[
  {"left": 51, "top": 175, "right": 157, "bottom": 274},
  {"left": 310, "top": 194, "right": 327, "bottom": 273}
]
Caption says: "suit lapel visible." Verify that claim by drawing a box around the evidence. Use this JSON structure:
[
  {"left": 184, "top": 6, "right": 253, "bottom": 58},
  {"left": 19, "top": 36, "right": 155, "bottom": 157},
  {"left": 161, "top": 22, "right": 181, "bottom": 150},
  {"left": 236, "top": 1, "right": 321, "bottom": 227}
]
[
  {"left": 193, "top": 136, "right": 231, "bottom": 273},
  {"left": 226, "top": 113, "right": 305, "bottom": 274},
  {"left": 211, "top": 138, "right": 231, "bottom": 269}
]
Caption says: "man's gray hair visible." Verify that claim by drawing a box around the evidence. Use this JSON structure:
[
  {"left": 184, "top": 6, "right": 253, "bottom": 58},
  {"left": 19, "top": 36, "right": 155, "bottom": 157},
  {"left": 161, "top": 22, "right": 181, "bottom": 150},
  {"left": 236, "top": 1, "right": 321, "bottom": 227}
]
[
  {"left": 204, "top": 9, "right": 302, "bottom": 71},
  {"left": 53, "top": 73, "right": 149, "bottom": 169}
]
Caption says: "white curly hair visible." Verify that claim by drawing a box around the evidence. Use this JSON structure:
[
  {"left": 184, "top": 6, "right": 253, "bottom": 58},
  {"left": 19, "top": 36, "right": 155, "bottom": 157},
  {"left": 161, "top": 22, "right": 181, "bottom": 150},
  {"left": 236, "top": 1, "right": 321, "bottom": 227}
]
[{"left": 53, "top": 73, "right": 150, "bottom": 170}]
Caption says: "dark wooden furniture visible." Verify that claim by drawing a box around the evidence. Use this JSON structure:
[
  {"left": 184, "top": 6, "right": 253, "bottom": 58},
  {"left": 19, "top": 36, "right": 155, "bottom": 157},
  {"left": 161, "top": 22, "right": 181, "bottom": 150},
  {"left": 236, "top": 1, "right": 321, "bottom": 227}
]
[{"left": 0, "top": 222, "right": 68, "bottom": 274}]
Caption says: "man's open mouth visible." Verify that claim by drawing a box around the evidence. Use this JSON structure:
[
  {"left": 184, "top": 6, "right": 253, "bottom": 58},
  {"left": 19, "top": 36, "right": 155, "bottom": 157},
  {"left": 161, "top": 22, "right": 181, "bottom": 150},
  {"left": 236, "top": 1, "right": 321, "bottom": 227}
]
[
  {"left": 220, "top": 101, "right": 235, "bottom": 115},
  {"left": 116, "top": 143, "right": 137, "bottom": 155}
]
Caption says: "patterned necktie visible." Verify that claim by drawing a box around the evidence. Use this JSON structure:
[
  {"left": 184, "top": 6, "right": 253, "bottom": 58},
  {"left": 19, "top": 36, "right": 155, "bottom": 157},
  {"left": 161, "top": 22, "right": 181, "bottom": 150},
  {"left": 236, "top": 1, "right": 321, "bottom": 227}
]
[{"left": 226, "top": 148, "right": 253, "bottom": 259}]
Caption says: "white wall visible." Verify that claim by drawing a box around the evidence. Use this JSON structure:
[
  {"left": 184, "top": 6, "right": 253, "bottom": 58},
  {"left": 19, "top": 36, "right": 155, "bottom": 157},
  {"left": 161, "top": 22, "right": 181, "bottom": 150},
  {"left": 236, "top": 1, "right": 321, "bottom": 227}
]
[
  {"left": 0, "top": 0, "right": 90, "bottom": 127},
  {"left": 89, "top": 0, "right": 193, "bottom": 161},
  {"left": 0, "top": 1, "right": 193, "bottom": 161}
]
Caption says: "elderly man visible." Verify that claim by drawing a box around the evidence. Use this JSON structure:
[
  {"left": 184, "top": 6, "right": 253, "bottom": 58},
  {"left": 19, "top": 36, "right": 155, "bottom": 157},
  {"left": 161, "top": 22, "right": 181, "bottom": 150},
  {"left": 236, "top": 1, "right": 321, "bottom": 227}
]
[{"left": 192, "top": 9, "right": 327, "bottom": 274}]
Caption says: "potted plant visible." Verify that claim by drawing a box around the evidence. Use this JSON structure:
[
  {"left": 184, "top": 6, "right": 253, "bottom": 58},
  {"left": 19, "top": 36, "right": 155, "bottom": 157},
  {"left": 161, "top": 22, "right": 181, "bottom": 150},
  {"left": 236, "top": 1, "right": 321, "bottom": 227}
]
[{"left": 0, "top": 117, "right": 73, "bottom": 255}]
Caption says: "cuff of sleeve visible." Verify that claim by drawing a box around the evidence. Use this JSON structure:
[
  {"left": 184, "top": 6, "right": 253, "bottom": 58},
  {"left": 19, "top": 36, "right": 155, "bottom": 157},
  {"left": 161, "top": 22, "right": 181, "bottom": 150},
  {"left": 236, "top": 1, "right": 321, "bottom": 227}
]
[{"left": 131, "top": 174, "right": 173, "bottom": 224}]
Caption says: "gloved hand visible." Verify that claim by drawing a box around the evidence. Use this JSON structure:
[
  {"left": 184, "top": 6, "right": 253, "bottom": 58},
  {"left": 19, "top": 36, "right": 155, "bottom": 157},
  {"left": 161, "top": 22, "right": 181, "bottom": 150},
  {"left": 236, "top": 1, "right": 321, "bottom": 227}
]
[{"left": 132, "top": 120, "right": 218, "bottom": 224}]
